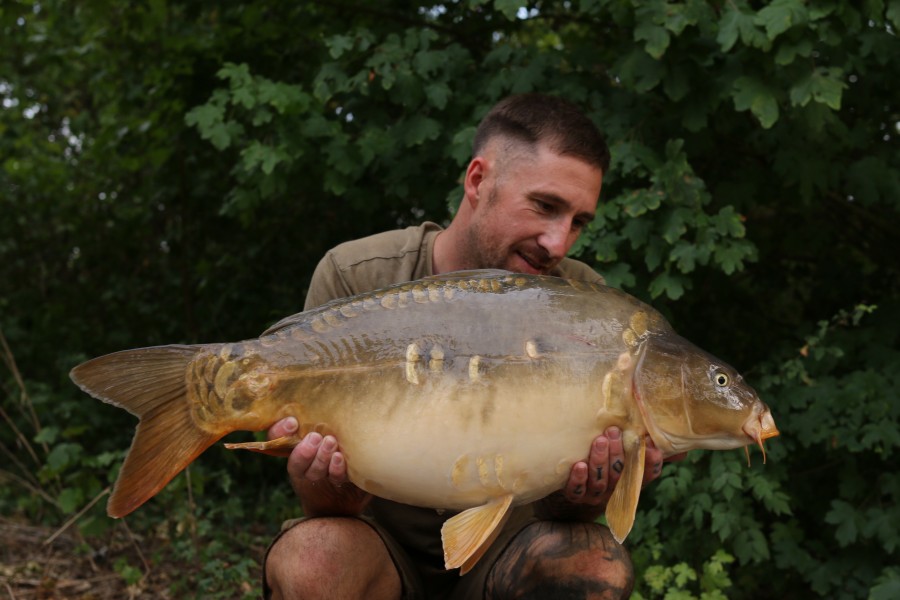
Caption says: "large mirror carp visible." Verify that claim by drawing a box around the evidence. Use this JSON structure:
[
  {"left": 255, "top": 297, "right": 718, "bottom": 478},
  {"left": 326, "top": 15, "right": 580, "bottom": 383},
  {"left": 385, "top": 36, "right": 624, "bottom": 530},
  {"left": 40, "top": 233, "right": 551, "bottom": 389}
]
[{"left": 71, "top": 270, "right": 778, "bottom": 573}]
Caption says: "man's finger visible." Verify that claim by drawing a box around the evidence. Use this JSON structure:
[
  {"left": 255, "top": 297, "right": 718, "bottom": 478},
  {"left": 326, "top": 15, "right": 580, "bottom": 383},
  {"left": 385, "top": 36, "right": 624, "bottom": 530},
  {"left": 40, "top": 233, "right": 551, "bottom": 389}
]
[
  {"left": 287, "top": 432, "right": 323, "bottom": 480},
  {"left": 329, "top": 451, "right": 348, "bottom": 484},
  {"left": 606, "top": 427, "right": 624, "bottom": 488},
  {"left": 564, "top": 462, "right": 589, "bottom": 503},
  {"left": 267, "top": 416, "right": 299, "bottom": 441},
  {"left": 643, "top": 438, "right": 664, "bottom": 485},
  {"left": 306, "top": 434, "right": 335, "bottom": 481},
  {"left": 587, "top": 436, "right": 610, "bottom": 499}
]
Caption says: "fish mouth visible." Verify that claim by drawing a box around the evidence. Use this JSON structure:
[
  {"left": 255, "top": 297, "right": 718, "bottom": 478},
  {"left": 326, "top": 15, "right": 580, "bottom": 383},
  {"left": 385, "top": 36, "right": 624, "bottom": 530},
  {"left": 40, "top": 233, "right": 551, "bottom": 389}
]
[{"left": 742, "top": 407, "right": 779, "bottom": 463}]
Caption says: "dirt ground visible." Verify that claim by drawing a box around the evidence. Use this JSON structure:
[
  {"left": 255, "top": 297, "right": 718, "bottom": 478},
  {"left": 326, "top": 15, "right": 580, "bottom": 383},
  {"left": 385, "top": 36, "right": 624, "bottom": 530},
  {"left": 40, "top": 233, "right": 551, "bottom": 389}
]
[
  {"left": 1, "top": 516, "right": 161, "bottom": 599},
  {"left": 0, "top": 517, "right": 260, "bottom": 599}
]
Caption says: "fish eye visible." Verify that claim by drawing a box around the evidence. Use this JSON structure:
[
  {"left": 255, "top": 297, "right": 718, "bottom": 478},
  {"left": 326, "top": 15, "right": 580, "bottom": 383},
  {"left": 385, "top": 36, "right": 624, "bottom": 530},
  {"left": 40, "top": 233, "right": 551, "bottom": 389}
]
[{"left": 714, "top": 372, "right": 730, "bottom": 387}]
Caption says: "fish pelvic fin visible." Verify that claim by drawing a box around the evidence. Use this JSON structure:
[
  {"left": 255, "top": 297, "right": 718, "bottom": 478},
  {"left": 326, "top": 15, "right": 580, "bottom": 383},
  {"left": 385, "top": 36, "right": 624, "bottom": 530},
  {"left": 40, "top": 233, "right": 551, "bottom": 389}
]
[
  {"left": 70, "top": 345, "right": 222, "bottom": 518},
  {"left": 442, "top": 494, "right": 514, "bottom": 575},
  {"left": 605, "top": 430, "right": 647, "bottom": 544},
  {"left": 224, "top": 434, "right": 303, "bottom": 456}
]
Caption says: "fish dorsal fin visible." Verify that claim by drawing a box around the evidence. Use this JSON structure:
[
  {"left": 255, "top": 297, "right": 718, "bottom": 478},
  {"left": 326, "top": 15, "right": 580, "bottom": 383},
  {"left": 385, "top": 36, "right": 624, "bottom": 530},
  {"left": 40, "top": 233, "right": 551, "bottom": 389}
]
[
  {"left": 442, "top": 494, "right": 514, "bottom": 574},
  {"left": 604, "top": 430, "right": 647, "bottom": 543},
  {"left": 262, "top": 270, "right": 517, "bottom": 336},
  {"left": 262, "top": 312, "right": 305, "bottom": 336},
  {"left": 423, "top": 269, "right": 513, "bottom": 281},
  {"left": 262, "top": 271, "right": 517, "bottom": 336}
]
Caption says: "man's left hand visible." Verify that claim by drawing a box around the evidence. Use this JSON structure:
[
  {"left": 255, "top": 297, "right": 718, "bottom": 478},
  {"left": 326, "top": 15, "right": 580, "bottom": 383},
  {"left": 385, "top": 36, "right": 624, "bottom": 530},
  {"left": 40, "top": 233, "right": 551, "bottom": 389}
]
[{"left": 562, "top": 427, "right": 680, "bottom": 506}]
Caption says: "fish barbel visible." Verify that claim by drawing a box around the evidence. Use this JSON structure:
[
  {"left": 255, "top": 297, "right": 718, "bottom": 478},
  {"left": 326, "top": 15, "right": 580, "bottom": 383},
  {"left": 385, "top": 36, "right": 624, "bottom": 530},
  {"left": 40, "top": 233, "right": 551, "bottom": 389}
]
[{"left": 70, "top": 270, "right": 779, "bottom": 573}]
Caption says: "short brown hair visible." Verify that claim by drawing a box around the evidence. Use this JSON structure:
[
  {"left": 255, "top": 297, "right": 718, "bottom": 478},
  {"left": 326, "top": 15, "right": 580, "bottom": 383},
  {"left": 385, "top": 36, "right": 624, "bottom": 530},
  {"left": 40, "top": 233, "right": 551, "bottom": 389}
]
[{"left": 472, "top": 94, "right": 610, "bottom": 173}]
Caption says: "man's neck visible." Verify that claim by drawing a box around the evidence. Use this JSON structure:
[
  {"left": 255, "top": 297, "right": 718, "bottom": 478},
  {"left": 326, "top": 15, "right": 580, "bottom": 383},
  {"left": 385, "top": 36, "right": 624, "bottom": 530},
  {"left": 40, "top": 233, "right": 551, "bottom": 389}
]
[
  {"left": 431, "top": 228, "right": 455, "bottom": 275},
  {"left": 433, "top": 218, "right": 476, "bottom": 275}
]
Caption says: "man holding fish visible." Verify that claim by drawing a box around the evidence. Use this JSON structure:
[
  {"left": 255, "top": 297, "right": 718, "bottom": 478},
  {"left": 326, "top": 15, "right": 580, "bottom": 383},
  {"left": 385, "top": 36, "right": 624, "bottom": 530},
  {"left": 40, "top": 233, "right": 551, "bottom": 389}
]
[
  {"left": 71, "top": 93, "right": 777, "bottom": 597},
  {"left": 263, "top": 94, "right": 671, "bottom": 600}
]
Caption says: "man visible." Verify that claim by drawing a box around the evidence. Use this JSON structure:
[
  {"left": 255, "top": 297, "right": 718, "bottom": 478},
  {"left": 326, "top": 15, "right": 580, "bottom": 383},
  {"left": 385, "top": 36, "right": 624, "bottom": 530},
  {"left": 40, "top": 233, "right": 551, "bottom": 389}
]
[{"left": 263, "top": 94, "right": 669, "bottom": 599}]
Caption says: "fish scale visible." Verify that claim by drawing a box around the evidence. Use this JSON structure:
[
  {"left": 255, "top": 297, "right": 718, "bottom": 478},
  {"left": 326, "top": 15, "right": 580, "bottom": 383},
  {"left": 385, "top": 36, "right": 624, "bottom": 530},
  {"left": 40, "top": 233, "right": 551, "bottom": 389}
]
[{"left": 69, "top": 270, "right": 778, "bottom": 574}]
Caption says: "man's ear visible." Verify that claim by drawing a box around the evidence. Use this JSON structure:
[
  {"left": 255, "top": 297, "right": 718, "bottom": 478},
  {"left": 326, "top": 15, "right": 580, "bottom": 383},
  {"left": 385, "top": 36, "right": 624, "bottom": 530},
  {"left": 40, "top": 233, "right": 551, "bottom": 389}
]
[{"left": 463, "top": 156, "right": 488, "bottom": 209}]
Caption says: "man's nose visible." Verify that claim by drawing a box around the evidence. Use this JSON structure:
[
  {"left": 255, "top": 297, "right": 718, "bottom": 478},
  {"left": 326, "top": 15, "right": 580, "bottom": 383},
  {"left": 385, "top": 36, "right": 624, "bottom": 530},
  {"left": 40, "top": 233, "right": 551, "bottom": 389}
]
[{"left": 537, "top": 221, "right": 574, "bottom": 259}]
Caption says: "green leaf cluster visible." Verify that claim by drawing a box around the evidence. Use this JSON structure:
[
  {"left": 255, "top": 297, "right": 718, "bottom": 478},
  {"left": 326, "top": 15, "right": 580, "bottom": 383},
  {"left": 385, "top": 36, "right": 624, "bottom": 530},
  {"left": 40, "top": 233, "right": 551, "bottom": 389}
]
[
  {"left": 635, "top": 548, "right": 735, "bottom": 600},
  {"left": 575, "top": 139, "right": 757, "bottom": 299}
]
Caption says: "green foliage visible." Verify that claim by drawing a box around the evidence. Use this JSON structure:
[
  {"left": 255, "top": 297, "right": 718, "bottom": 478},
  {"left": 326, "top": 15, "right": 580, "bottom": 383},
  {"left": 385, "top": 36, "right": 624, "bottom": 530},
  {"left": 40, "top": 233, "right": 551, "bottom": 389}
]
[
  {"left": 113, "top": 557, "right": 143, "bottom": 587},
  {"left": 2, "top": 0, "right": 898, "bottom": 597},
  {"left": 159, "top": 507, "right": 263, "bottom": 599},
  {"left": 870, "top": 567, "right": 900, "bottom": 600},
  {"left": 572, "top": 139, "right": 757, "bottom": 299},
  {"left": 634, "top": 548, "right": 735, "bottom": 600}
]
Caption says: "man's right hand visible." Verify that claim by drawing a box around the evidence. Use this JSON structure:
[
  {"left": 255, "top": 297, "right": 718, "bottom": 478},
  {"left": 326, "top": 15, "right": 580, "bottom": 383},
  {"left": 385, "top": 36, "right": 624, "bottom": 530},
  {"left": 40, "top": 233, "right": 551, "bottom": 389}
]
[{"left": 267, "top": 417, "right": 372, "bottom": 516}]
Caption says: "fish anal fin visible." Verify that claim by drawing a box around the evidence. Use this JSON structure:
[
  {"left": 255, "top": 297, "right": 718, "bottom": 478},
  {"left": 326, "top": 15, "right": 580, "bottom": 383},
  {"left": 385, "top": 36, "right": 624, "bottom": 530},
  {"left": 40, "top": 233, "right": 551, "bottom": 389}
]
[
  {"left": 604, "top": 430, "right": 647, "bottom": 544},
  {"left": 224, "top": 434, "right": 303, "bottom": 456},
  {"left": 442, "top": 494, "right": 514, "bottom": 574}
]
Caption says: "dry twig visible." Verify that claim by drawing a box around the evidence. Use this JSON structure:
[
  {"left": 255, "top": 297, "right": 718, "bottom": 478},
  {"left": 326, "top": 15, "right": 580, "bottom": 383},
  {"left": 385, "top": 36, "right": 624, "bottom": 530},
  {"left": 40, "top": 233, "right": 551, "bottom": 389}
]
[
  {"left": 44, "top": 486, "right": 111, "bottom": 546},
  {"left": 0, "top": 468, "right": 60, "bottom": 509}
]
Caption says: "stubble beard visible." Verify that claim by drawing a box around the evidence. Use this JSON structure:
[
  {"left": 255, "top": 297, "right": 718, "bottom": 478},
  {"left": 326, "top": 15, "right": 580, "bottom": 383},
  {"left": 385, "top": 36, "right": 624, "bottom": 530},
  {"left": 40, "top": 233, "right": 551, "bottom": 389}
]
[
  {"left": 463, "top": 211, "right": 554, "bottom": 274},
  {"left": 462, "top": 214, "right": 507, "bottom": 271}
]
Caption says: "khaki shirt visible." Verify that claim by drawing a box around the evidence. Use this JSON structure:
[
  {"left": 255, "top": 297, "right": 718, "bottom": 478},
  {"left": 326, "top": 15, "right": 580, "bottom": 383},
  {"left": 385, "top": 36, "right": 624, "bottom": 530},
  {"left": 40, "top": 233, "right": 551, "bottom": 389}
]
[{"left": 304, "top": 222, "right": 604, "bottom": 311}]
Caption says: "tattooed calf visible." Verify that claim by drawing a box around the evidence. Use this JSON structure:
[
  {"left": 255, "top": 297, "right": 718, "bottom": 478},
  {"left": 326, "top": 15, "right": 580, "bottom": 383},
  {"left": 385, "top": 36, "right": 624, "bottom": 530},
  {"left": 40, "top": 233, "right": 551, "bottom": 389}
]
[{"left": 486, "top": 521, "right": 634, "bottom": 600}]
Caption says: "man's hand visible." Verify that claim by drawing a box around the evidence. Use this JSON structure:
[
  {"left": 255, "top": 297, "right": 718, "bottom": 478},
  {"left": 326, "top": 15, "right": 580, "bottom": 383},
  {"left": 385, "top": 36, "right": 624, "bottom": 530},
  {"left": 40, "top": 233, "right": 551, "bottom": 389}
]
[
  {"left": 561, "top": 426, "right": 627, "bottom": 507},
  {"left": 538, "top": 427, "right": 685, "bottom": 521},
  {"left": 563, "top": 427, "right": 685, "bottom": 506},
  {"left": 267, "top": 417, "right": 371, "bottom": 516}
]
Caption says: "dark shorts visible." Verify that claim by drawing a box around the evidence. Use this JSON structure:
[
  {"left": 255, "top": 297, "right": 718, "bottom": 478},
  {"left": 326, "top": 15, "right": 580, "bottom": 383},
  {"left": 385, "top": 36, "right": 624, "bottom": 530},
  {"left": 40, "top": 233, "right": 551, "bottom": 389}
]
[{"left": 262, "top": 504, "right": 538, "bottom": 599}]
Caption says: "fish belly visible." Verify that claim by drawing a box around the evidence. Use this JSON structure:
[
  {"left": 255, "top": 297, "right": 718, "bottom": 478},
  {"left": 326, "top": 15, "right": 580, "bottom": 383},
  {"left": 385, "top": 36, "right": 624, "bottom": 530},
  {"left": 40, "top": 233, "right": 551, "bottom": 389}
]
[{"left": 290, "top": 371, "right": 613, "bottom": 511}]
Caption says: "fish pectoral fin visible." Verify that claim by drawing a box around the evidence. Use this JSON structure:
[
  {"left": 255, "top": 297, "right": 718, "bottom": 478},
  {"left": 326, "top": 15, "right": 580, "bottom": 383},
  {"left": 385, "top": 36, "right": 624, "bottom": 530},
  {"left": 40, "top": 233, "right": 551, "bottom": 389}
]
[
  {"left": 224, "top": 434, "right": 302, "bottom": 457},
  {"left": 604, "top": 430, "right": 647, "bottom": 544},
  {"left": 442, "top": 494, "right": 514, "bottom": 575}
]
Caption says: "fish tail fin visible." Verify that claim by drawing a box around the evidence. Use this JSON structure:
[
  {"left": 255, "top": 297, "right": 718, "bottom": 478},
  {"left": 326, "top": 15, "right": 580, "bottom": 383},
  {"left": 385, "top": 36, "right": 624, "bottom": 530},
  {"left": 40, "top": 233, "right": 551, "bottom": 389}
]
[{"left": 70, "top": 344, "right": 222, "bottom": 518}]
